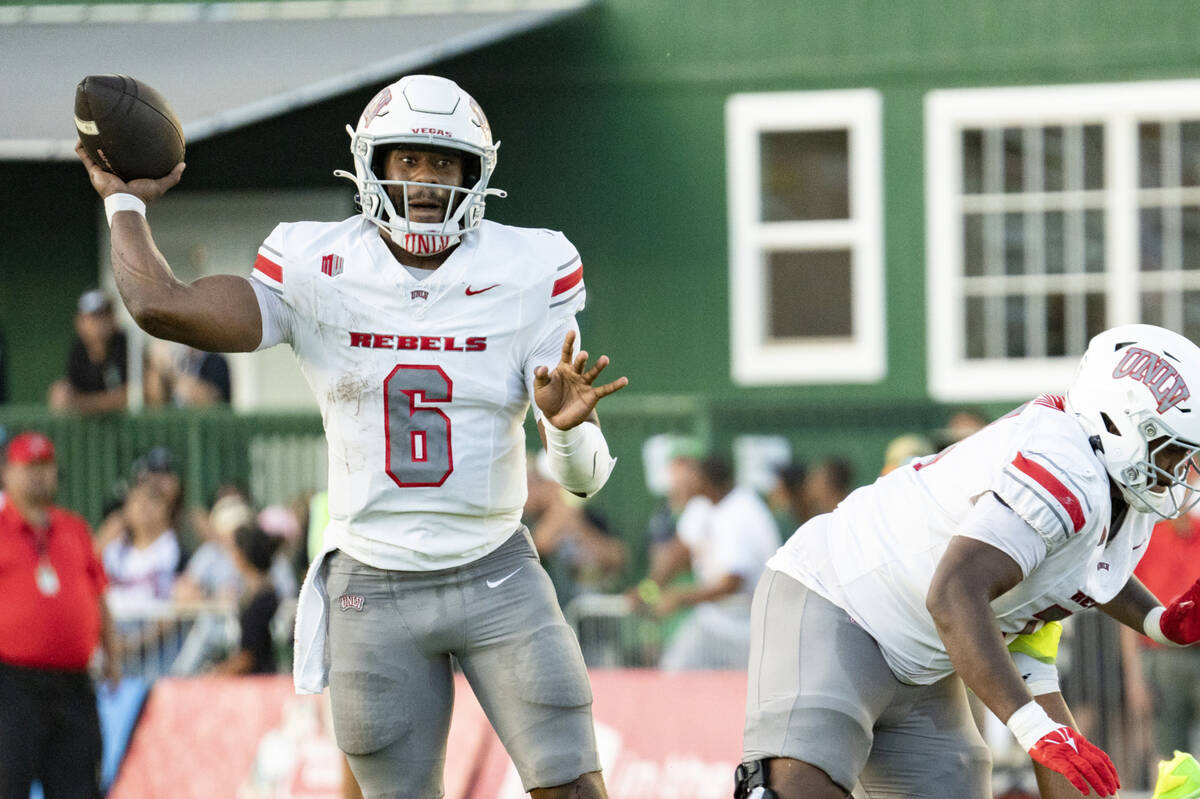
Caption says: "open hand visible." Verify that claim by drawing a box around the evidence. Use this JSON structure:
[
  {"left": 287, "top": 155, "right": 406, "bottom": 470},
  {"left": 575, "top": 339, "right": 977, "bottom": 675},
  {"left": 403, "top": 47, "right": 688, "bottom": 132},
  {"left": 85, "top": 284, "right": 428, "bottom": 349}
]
[
  {"left": 533, "top": 330, "right": 628, "bottom": 430},
  {"left": 75, "top": 140, "right": 185, "bottom": 203}
]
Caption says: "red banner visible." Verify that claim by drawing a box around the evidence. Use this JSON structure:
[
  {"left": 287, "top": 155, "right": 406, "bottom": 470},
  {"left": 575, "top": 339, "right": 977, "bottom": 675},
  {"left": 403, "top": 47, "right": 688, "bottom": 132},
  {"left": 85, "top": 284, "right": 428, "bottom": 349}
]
[{"left": 109, "top": 670, "right": 746, "bottom": 798}]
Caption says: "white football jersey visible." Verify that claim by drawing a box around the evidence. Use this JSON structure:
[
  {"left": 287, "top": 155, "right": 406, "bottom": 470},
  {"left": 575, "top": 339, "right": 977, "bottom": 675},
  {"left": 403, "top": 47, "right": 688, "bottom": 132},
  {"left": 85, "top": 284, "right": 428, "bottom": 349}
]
[
  {"left": 769, "top": 395, "right": 1153, "bottom": 684},
  {"left": 249, "top": 217, "right": 587, "bottom": 570}
]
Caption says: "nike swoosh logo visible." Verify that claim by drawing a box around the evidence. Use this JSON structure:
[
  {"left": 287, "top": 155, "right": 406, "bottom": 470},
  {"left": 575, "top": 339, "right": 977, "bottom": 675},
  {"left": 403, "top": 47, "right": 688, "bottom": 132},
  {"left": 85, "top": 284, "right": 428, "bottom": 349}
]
[
  {"left": 486, "top": 567, "right": 523, "bottom": 588},
  {"left": 465, "top": 284, "right": 500, "bottom": 296}
]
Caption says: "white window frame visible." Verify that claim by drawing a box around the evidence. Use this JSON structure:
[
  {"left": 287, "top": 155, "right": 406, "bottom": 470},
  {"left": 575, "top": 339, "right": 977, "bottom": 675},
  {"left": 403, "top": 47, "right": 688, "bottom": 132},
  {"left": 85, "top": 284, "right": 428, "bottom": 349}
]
[
  {"left": 726, "top": 89, "right": 885, "bottom": 385},
  {"left": 926, "top": 79, "right": 1200, "bottom": 402}
]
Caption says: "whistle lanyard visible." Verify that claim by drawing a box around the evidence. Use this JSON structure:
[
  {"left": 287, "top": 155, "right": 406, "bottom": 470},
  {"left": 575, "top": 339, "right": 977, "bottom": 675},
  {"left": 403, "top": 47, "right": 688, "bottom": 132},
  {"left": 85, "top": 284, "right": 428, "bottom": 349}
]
[{"left": 32, "top": 529, "right": 60, "bottom": 597}]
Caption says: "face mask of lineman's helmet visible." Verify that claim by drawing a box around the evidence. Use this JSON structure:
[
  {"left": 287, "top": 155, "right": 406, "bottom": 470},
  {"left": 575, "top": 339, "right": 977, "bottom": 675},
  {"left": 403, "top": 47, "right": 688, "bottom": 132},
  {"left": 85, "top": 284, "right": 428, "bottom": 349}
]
[
  {"left": 334, "top": 75, "right": 506, "bottom": 256},
  {"left": 1065, "top": 324, "right": 1200, "bottom": 518}
]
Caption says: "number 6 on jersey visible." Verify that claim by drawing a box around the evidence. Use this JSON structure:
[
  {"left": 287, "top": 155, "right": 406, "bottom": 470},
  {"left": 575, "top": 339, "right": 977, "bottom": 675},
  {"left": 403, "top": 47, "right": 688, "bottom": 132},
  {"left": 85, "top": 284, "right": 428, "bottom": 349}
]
[{"left": 384, "top": 364, "right": 453, "bottom": 487}]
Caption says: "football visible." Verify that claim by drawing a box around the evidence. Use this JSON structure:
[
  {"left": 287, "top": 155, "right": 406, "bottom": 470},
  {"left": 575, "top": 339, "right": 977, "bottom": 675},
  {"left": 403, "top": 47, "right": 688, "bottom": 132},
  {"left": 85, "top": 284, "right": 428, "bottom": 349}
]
[{"left": 74, "top": 74, "right": 185, "bottom": 181}]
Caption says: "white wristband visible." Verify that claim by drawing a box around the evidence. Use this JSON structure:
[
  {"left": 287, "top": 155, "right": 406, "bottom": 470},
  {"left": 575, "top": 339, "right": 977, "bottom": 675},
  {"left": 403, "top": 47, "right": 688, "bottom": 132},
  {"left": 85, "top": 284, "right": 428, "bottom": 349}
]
[
  {"left": 1144, "top": 606, "right": 1183, "bottom": 647},
  {"left": 104, "top": 193, "right": 146, "bottom": 226},
  {"left": 543, "top": 420, "right": 616, "bottom": 497},
  {"left": 1006, "top": 699, "right": 1062, "bottom": 752}
]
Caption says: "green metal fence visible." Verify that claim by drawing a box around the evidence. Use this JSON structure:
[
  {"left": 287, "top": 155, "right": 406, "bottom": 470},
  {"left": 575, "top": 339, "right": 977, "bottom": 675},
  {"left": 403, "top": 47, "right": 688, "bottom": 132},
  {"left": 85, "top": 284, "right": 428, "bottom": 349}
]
[{"left": 0, "top": 393, "right": 960, "bottom": 579}]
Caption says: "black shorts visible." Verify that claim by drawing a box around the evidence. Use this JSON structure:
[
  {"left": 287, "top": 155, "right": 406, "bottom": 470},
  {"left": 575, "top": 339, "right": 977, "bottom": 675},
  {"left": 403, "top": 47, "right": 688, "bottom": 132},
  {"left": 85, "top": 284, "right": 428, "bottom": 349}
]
[{"left": 0, "top": 660, "right": 101, "bottom": 799}]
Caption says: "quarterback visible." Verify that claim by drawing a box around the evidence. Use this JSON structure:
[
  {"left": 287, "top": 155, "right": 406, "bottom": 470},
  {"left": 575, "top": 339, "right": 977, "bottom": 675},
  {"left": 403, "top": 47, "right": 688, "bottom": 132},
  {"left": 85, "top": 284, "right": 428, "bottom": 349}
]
[
  {"left": 77, "top": 75, "right": 626, "bottom": 799},
  {"left": 737, "top": 324, "right": 1200, "bottom": 799}
]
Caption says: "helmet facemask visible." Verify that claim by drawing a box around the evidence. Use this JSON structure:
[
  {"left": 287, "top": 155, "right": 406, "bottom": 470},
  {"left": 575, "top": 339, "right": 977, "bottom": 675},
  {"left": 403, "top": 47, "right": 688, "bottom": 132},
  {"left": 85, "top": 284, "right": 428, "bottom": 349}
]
[{"left": 1126, "top": 426, "right": 1200, "bottom": 518}]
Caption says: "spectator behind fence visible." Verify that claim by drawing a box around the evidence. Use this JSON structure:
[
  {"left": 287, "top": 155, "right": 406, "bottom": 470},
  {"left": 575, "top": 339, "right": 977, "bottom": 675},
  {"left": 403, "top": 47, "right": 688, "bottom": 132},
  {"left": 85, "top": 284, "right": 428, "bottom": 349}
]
[
  {"left": 102, "top": 477, "right": 182, "bottom": 612},
  {"left": 1121, "top": 495, "right": 1200, "bottom": 761},
  {"left": 144, "top": 340, "right": 232, "bottom": 407},
  {"left": 768, "top": 461, "right": 809, "bottom": 536},
  {"left": 880, "top": 433, "right": 935, "bottom": 476},
  {"left": 174, "top": 491, "right": 252, "bottom": 603},
  {"left": 47, "top": 288, "right": 128, "bottom": 415},
  {"left": 934, "top": 407, "right": 991, "bottom": 451},
  {"left": 0, "top": 431, "right": 118, "bottom": 798},
  {"left": 257, "top": 503, "right": 301, "bottom": 600},
  {"left": 633, "top": 455, "right": 780, "bottom": 670},
  {"left": 525, "top": 454, "right": 627, "bottom": 605},
  {"left": 212, "top": 525, "right": 282, "bottom": 675},
  {"left": 802, "top": 456, "right": 854, "bottom": 517}
]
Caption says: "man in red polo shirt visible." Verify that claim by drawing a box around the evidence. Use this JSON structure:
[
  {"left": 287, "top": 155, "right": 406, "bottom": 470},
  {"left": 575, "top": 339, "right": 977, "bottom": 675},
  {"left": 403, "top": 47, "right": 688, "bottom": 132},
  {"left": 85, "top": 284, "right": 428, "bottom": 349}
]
[{"left": 0, "top": 431, "right": 118, "bottom": 798}]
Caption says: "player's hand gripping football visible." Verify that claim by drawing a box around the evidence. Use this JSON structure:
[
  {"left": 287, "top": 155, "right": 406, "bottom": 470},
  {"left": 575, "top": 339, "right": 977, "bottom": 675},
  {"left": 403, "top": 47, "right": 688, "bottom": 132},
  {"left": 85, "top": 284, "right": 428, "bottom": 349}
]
[
  {"left": 1027, "top": 725, "right": 1121, "bottom": 797},
  {"left": 534, "top": 330, "right": 628, "bottom": 430},
  {"left": 76, "top": 140, "right": 185, "bottom": 203},
  {"left": 1159, "top": 577, "right": 1200, "bottom": 645}
]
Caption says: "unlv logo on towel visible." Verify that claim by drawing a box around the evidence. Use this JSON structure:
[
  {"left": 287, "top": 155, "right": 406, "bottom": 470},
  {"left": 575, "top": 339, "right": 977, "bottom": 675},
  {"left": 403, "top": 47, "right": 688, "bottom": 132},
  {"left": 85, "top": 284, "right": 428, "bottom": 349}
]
[
  {"left": 339, "top": 594, "right": 365, "bottom": 611},
  {"left": 321, "top": 254, "right": 344, "bottom": 277}
]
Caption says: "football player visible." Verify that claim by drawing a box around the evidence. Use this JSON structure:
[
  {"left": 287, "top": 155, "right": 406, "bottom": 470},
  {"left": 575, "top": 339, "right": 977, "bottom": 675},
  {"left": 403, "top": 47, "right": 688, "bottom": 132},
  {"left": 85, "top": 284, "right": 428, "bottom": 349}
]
[
  {"left": 736, "top": 324, "right": 1200, "bottom": 799},
  {"left": 76, "top": 74, "right": 626, "bottom": 799}
]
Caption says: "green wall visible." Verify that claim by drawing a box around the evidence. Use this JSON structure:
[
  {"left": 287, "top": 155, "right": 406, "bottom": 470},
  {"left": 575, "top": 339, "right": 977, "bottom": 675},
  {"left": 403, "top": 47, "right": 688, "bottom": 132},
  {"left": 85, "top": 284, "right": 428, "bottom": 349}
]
[{"left": 0, "top": 162, "right": 100, "bottom": 403}]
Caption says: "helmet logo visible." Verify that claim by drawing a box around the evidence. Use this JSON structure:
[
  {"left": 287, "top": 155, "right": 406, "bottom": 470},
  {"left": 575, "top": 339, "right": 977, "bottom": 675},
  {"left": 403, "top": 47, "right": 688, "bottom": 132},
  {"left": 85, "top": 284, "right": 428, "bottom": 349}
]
[
  {"left": 362, "top": 88, "right": 393, "bottom": 128},
  {"left": 468, "top": 97, "right": 491, "bottom": 141},
  {"left": 1111, "top": 347, "right": 1191, "bottom": 413}
]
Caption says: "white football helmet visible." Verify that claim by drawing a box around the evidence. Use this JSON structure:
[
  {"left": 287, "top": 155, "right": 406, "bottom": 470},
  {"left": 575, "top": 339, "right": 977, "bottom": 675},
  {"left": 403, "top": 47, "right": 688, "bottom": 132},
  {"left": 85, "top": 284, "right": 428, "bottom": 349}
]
[
  {"left": 334, "top": 75, "right": 505, "bottom": 256},
  {"left": 1065, "top": 324, "right": 1200, "bottom": 518}
]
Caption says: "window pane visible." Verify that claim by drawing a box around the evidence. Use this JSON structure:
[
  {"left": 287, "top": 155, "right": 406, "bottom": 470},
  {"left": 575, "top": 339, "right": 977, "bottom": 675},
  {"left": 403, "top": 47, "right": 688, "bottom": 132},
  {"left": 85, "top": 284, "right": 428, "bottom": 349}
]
[
  {"left": 1045, "top": 211, "right": 1065, "bottom": 274},
  {"left": 1044, "top": 126, "right": 1065, "bottom": 192},
  {"left": 1085, "top": 209, "right": 1106, "bottom": 273},
  {"left": 963, "top": 129, "right": 984, "bottom": 194},
  {"left": 1005, "top": 294, "right": 1027, "bottom": 356},
  {"left": 1083, "top": 124, "right": 1104, "bottom": 190},
  {"left": 965, "top": 295, "right": 985, "bottom": 359},
  {"left": 760, "top": 130, "right": 849, "bottom": 221},
  {"left": 1186, "top": 290, "right": 1200, "bottom": 341},
  {"left": 1142, "top": 291, "right": 1166, "bottom": 326},
  {"left": 1046, "top": 293, "right": 1066, "bottom": 356},
  {"left": 766, "top": 249, "right": 852, "bottom": 338},
  {"left": 1185, "top": 206, "right": 1200, "bottom": 272},
  {"left": 1141, "top": 207, "right": 1165, "bottom": 272},
  {"left": 1183, "top": 122, "right": 1200, "bottom": 187},
  {"left": 1085, "top": 293, "right": 1107, "bottom": 342},
  {"left": 1140, "top": 122, "right": 1163, "bottom": 189},
  {"left": 964, "top": 213, "right": 984, "bottom": 277},
  {"left": 1004, "top": 127, "right": 1024, "bottom": 193},
  {"left": 1005, "top": 212, "right": 1026, "bottom": 275}
]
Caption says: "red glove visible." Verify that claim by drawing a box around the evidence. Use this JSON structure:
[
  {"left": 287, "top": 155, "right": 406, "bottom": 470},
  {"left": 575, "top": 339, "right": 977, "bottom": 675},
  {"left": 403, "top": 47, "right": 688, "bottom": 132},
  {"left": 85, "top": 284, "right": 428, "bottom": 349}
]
[
  {"left": 1027, "top": 726, "right": 1120, "bottom": 797},
  {"left": 1160, "top": 578, "right": 1200, "bottom": 645}
]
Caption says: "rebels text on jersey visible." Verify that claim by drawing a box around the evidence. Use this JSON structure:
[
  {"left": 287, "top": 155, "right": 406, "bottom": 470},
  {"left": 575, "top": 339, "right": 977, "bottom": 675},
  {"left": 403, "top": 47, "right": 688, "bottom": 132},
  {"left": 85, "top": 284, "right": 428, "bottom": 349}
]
[
  {"left": 249, "top": 217, "right": 586, "bottom": 571},
  {"left": 768, "top": 395, "right": 1154, "bottom": 684}
]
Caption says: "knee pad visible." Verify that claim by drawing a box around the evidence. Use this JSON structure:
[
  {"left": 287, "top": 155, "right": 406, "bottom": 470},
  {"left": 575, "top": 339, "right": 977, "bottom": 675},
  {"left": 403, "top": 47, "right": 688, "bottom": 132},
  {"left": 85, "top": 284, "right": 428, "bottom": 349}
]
[{"left": 734, "top": 760, "right": 779, "bottom": 799}]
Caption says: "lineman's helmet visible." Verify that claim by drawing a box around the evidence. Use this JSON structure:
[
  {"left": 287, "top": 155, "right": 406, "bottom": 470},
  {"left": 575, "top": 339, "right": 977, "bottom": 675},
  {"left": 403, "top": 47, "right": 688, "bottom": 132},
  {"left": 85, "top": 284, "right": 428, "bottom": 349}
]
[{"left": 1065, "top": 324, "right": 1200, "bottom": 518}]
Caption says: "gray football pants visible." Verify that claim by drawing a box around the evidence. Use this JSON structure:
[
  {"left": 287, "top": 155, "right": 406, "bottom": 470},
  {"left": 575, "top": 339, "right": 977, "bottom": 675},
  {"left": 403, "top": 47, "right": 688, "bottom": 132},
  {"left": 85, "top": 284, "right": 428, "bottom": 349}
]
[
  {"left": 742, "top": 568, "right": 992, "bottom": 798},
  {"left": 324, "top": 529, "right": 601, "bottom": 799}
]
